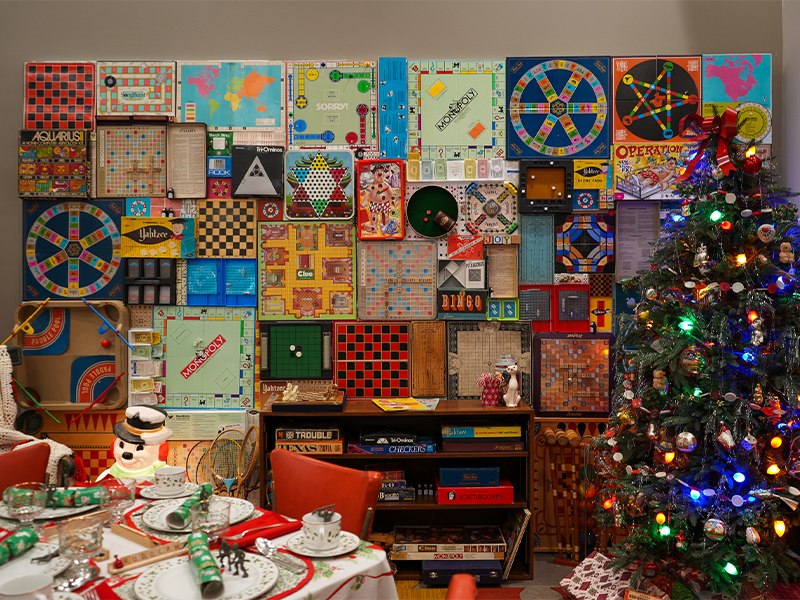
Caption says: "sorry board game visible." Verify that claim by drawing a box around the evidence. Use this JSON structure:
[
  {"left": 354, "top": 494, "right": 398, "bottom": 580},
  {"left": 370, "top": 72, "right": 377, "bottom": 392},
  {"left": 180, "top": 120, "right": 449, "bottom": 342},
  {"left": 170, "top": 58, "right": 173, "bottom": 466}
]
[
  {"left": 258, "top": 222, "right": 356, "bottom": 320},
  {"left": 18, "top": 130, "right": 88, "bottom": 198},
  {"left": 24, "top": 62, "right": 95, "bottom": 130},
  {"left": 334, "top": 321, "right": 410, "bottom": 398},
  {"left": 96, "top": 61, "right": 176, "bottom": 118},
  {"left": 96, "top": 125, "right": 167, "bottom": 198}
]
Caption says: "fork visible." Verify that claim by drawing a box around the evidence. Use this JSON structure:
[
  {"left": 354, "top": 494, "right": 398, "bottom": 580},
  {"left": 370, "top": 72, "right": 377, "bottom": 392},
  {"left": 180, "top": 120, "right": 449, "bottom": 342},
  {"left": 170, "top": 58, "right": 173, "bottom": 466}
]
[
  {"left": 220, "top": 522, "right": 293, "bottom": 541},
  {"left": 83, "top": 588, "right": 101, "bottom": 600}
]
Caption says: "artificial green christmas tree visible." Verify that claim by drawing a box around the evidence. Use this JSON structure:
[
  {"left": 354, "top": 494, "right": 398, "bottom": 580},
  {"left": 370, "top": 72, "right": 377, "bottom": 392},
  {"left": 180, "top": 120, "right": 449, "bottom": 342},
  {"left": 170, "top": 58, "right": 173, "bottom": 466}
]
[{"left": 596, "top": 110, "right": 800, "bottom": 596}]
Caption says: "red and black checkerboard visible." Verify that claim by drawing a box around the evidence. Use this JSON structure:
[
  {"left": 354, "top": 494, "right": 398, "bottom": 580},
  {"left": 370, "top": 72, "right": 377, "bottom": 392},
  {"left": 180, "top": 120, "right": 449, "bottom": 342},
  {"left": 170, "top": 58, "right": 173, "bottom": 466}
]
[
  {"left": 24, "top": 62, "right": 95, "bottom": 130},
  {"left": 334, "top": 322, "right": 410, "bottom": 398}
]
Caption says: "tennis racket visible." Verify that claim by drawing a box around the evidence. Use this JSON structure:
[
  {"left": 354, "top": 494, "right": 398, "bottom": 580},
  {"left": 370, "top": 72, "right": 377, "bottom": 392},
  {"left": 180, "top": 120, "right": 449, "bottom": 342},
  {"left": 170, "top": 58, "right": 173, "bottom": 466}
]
[
  {"left": 208, "top": 428, "right": 244, "bottom": 495},
  {"left": 235, "top": 426, "right": 259, "bottom": 499},
  {"left": 185, "top": 440, "right": 213, "bottom": 484}
]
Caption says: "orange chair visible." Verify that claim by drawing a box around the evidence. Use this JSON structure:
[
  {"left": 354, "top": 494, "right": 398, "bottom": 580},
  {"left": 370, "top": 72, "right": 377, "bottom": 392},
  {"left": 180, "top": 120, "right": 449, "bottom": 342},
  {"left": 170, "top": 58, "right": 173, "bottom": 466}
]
[
  {"left": 445, "top": 574, "right": 478, "bottom": 600},
  {"left": 0, "top": 442, "right": 50, "bottom": 495},
  {"left": 270, "top": 448, "right": 382, "bottom": 539}
]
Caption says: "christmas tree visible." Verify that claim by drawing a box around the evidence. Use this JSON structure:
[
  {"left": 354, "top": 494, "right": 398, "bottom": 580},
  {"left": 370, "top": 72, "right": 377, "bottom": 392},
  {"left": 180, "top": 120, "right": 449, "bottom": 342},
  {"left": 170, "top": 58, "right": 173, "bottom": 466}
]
[{"left": 597, "top": 109, "right": 800, "bottom": 596}]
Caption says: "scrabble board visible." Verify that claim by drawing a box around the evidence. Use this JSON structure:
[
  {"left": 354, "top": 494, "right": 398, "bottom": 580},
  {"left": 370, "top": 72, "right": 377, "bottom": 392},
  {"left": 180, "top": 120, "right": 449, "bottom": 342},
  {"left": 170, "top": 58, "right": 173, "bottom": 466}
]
[{"left": 96, "top": 125, "right": 167, "bottom": 198}]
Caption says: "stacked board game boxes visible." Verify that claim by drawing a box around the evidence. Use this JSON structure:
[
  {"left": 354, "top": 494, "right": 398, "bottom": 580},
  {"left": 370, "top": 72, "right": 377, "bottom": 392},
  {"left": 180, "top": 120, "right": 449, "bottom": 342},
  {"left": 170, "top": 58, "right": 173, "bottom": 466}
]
[
  {"left": 367, "top": 462, "right": 417, "bottom": 502},
  {"left": 274, "top": 422, "right": 343, "bottom": 454}
]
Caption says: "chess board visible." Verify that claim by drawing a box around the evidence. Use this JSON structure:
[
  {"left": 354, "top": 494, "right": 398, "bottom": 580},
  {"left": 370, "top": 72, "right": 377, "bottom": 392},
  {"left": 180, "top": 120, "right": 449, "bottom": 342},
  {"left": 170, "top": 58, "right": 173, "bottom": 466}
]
[
  {"left": 357, "top": 241, "right": 437, "bottom": 320},
  {"left": 284, "top": 151, "right": 355, "bottom": 220},
  {"left": 24, "top": 62, "right": 95, "bottom": 130},
  {"left": 334, "top": 322, "right": 410, "bottom": 398},
  {"left": 258, "top": 222, "right": 356, "bottom": 320},
  {"left": 533, "top": 332, "right": 614, "bottom": 416},
  {"left": 197, "top": 199, "right": 256, "bottom": 258},
  {"left": 96, "top": 125, "right": 167, "bottom": 198}
]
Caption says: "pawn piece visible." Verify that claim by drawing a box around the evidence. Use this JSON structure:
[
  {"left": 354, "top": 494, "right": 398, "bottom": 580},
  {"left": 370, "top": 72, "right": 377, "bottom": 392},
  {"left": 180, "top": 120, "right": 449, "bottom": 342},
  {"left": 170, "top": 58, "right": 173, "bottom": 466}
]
[
  {"left": 101, "top": 339, "right": 111, "bottom": 349},
  {"left": 113, "top": 555, "right": 123, "bottom": 569}
]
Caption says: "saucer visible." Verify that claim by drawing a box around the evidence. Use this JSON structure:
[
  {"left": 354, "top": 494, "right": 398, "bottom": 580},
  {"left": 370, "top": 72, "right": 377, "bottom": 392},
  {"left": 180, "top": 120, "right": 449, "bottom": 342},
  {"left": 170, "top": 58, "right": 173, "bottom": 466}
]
[
  {"left": 140, "top": 482, "right": 198, "bottom": 499},
  {"left": 285, "top": 531, "right": 361, "bottom": 558}
]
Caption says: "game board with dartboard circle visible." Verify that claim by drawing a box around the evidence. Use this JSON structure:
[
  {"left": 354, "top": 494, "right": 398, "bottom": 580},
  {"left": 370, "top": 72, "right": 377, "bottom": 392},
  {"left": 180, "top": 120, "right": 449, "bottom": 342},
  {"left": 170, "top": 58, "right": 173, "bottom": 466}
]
[
  {"left": 96, "top": 125, "right": 167, "bottom": 198},
  {"left": 334, "top": 321, "right": 410, "bottom": 398},
  {"left": 24, "top": 62, "right": 95, "bottom": 130}
]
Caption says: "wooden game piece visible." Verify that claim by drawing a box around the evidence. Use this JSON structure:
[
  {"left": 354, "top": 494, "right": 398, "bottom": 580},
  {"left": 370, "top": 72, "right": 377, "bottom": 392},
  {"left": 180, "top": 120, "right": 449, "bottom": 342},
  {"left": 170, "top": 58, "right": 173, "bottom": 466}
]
[
  {"left": 555, "top": 429, "right": 568, "bottom": 446},
  {"left": 411, "top": 322, "right": 446, "bottom": 397}
]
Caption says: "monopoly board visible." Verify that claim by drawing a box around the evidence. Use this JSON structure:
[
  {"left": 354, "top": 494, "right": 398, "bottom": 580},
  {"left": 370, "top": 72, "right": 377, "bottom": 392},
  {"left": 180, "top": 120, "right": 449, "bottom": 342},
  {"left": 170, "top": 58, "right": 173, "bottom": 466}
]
[
  {"left": 408, "top": 59, "right": 506, "bottom": 159},
  {"left": 153, "top": 305, "right": 256, "bottom": 409},
  {"left": 286, "top": 59, "right": 378, "bottom": 152},
  {"left": 23, "top": 200, "right": 123, "bottom": 301},
  {"left": 96, "top": 125, "right": 167, "bottom": 198},
  {"left": 613, "top": 56, "right": 702, "bottom": 143},
  {"left": 357, "top": 241, "right": 437, "bottom": 320},
  {"left": 24, "top": 62, "right": 95, "bottom": 130},
  {"left": 284, "top": 151, "right": 355, "bottom": 219},
  {"left": 18, "top": 130, "right": 88, "bottom": 198},
  {"left": 334, "top": 321, "right": 410, "bottom": 398},
  {"left": 96, "top": 62, "right": 176, "bottom": 117},
  {"left": 446, "top": 321, "right": 531, "bottom": 403},
  {"left": 533, "top": 332, "right": 614, "bottom": 416},
  {"left": 177, "top": 61, "right": 285, "bottom": 142},
  {"left": 506, "top": 56, "right": 611, "bottom": 159},
  {"left": 555, "top": 214, "right": 614, "bottom": 273},
  {"left": 258, "top": 222, "right": 356, "bottom": 320}
]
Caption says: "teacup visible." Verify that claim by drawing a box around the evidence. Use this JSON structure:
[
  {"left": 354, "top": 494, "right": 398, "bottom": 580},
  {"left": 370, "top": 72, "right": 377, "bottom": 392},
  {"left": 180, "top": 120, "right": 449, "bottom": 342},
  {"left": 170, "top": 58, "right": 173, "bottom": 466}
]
[
  {"left": 0, "top": 574, "right": 53, "bottom": 600},
  {"left": 301, "top": 511, "right": 342, "bottom": 551},
  {"left": 154, "top": 466, "right": 186, "bottom": 496}
]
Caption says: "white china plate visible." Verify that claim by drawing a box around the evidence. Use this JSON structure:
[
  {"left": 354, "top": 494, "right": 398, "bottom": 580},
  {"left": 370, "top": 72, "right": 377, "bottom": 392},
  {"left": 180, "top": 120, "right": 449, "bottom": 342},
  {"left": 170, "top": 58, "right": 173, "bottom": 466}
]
[
  {"left": 140, "top": 483, "right": 199, "bottom": 500},
  {"left": 0, "top": 501, "right": 96, "bottom": 521},
  {"left": 285, "top": 531, "right": 361, "bottom": 558},
  {"left": 54, "top": 593, "right": 82, "bottom": 600},
  {"left": 141, "top": 497, "right": 255, "bottom": 533},
  {"left": 133, "top": 553, "right": 279, "bottom": 600},
  {"left": 0, "top": 541, "right": 71, "bottom": 579}
]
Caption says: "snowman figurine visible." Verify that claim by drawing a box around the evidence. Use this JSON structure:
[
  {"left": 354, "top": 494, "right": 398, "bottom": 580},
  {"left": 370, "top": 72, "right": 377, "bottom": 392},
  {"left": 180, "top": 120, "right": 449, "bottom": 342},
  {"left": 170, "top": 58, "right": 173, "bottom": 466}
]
[{"left": 96, "top": 406, "right": 172, "bottom": 482}]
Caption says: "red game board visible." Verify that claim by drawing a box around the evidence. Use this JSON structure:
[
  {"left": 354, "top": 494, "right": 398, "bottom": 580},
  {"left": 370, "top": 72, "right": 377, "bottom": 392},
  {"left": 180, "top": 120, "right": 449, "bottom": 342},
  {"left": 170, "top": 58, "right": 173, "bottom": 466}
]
[
  {"left": 334, "top": 322, "right": 410, "bottom": 398},
  {"left": 24, "top": 63, "right": 95, "bottom": 130}
]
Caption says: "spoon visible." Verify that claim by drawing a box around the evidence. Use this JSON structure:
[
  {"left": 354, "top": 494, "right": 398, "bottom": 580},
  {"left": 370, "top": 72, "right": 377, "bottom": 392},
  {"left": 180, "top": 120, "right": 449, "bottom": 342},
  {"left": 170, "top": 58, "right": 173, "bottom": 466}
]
[
  {"left": 55, "top": 574, "right": 103, "bottom": 592},
  {"left": 254, "top": 538, "right": 307, "bottom": 574}
]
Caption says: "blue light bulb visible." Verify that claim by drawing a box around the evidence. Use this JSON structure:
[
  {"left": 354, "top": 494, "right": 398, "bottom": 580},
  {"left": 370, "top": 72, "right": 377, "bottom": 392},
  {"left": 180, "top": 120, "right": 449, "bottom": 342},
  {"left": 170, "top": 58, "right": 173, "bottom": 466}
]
[{"left": 733, "top": 472, "right": 745, "bottom": 483}]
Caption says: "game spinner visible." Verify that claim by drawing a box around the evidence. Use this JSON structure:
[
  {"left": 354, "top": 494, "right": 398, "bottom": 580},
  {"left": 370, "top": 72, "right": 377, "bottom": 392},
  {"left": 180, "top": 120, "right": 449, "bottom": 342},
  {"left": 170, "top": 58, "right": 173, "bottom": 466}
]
[
  {"left": 258, "top": 222, "right": 356, "bottom": 320},
  {"left": 96, "top": 125, "right": 167, "bottom": 198},
  {"left": 334, "top": 321, "right": 410, "bottom": 398},
  {"left": 286, "top": 59, "right": 378, "bottom": 153},
  {"left": 408, "top": 59, "right": 506, "bottom": 159},
  {"left": 506, "top": 56, "right": 611, "bottom": 159},
  {"left": 96, "top": 62, "right": 176, "bottom": 117},
  {"left": 24, "top": 62, "right": 95, "bottom": 130},
  {"left": 153, "top": 305, "right": 256, "bottom": 409},
  {"left": 23, "top": 200, "right": 123, "bottom": 301},
  {"left": 533, "top": 332, "right": 614, "bottom": 416}
]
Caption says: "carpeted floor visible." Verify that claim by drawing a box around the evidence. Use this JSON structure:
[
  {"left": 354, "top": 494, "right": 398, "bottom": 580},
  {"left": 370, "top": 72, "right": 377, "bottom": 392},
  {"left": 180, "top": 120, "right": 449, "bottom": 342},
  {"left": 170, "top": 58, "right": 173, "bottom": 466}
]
[{"left": 395, "top": 554, "right": 574, "bottom": 600}]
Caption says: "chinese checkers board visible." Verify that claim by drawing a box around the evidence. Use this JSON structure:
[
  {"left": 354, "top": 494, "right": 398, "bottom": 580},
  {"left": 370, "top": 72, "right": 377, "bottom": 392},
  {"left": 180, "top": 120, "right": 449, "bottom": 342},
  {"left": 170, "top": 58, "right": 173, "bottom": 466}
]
[
  {"left": 259, "top": 322, "right": 333, "bottom": 380},
  {"left": 97, "top": 62, "right": 176, "bottom": 117},
  {"left": 533, "top": 332, "right": 614, "bottom": 416},
  {"left": 506, "top": 56, "right": 611, "bottom": 159},
  {"left": 446, "top": 321, "right": 531, "bottom": 403},
  {"left": 96, "top": 125, "right": 167, "bottom": 198},
  {"left": 153, "top": 306, "right": 256, "bottom": 409},
  {"left": 286, "top": 59, "right": 378, "bottom": 152},
  {"left": 284, "top": 151, "right": 355, "bottom": 220},
  {"left": 24, "top": 62, "right": 95, "bottom": 130},
  {"left": 258, "top": 222, "right": 356, "bottom": 320},
  {"left": 18, "top": 130, "right": 89, "bottom": 198},
  {"left": 23, "top": 200, "right": 123, "bottom": 301},
  {"left": 408, "top": 59, "right": 506, "bottom": 159},
  {"left": 334, "top": 322, "right": 410, "bottom": 398}
]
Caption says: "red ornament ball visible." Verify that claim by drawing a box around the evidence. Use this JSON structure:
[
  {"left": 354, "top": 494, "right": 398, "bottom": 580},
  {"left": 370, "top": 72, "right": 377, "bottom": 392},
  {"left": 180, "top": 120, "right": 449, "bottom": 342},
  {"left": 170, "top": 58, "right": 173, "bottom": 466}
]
[
  {"left": 743, "top": 155, "right": 763, "bottom": 175},
  {"left": 101, "top": 339, "right": 111, "bottom": 348}
]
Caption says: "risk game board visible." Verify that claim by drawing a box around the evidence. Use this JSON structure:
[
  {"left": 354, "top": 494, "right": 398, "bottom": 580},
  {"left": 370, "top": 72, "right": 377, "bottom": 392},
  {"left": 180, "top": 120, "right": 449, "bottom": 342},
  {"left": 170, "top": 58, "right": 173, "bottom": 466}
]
[
  {"left": 96, "top": 62, "right": 176, "bottom": 118},
  {"left": 284, "top": 151, "right": 355, "bottom": 219},
  {"left": 18, "top": 130, "right": 88, "bottom": 198},
  {"left": 334, "top": 321, "right": 410, "bottom": 398},
  {"left": 258, "top": 222, "right": 356, "bottom": 320},
  {"left": 96, "top": 125, "right": 167, "bottom": 198},
  {"left": 24, "top": 62, "right": 95, "bottom": 130}
]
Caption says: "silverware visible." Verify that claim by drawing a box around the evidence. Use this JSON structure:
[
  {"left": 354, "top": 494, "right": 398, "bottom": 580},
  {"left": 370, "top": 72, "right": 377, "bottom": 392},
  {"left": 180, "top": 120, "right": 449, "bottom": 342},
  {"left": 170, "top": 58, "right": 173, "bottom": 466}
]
[
  {"left": 255, "top": 538, "right": 307, "bottom": 574},
  {"left": 83, "top": 588, "right": 101, "bottom": 600},
  {"left": 221, "top": 522, "right": 292, "bottom": 541},
  {"left": 55, "top": 575, "right": 103, "bottom": 593},
  {"left": 30, "top": 549, "right": 59, "bottom": 564}
]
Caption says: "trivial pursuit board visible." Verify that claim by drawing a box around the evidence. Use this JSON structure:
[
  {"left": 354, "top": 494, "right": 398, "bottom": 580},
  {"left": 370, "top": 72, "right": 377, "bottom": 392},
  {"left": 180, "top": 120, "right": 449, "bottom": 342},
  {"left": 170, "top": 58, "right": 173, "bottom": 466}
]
[
  {"left": 258, "top": 222, "right": 356, "bottom": 320},
  {"left": 96, "top": 62, "right": 176, "bottom": 117},
  {"left": 153, "top": 306, "right": 256, "bottom": 409},
  {"left": 506, "top": 57, "right": 610, "bottom": 159},
  {"left": 286, "top": 59, "right": 378, "bottom": 152},
  {"left": 408, "top": 60, "right": 506, "bottom": 159},
  {"left": 96, "top": 125, "right": 167, "bottom": 198}
]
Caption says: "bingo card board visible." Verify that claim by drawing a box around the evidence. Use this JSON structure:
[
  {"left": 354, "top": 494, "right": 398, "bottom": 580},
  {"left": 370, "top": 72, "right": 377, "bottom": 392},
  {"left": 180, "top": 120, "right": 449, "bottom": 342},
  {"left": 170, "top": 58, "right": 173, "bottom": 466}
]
[
  {"left": 555, "top": 214, "right": 614, "bottom": 273},
  {"left": 153, "top": 305, "right": 256, "bottom": 409},
  {"left": 286, "top": 59, "right": 378, "bottom": 152},
  {"left": 533, "top": 332, "right": 614, "bottom": 416},
  {"left": 408, "top": 59, "right": 506, "bottom": 159},
  {"left": 23, "top": 200, "right": 123, "bottom": 301},
  {"left": 258, "top": 222, "right": 356, "bottom": 321},
  {"left": 96, "top": 125, "right": 167, "bottom": 198},
  {"left": 506, "top": 57, "right": 611, "bottom": 159},
  {"left": 259, "top": 322, "right": 333, "bottom": 380},
  {"left": 612, "top": 56, "right": 702, "bottom": 143},
  {"left": 96, "top": 62, "right": 176, "bottom": 117},
  {"left": 284, "top": 151, "right": 355, "bottom": 220},
  {"left": 24, "top": 62, "right": 95, "bottom": 130},
  {"left": 357, "top": 241, "right": 437, "bottom": 320},
  {"left": 446, "top": 321, "right": 531, "bottom": 403},
  {"left": 334, "top": 322, "right": 410, "bottom": 398}
]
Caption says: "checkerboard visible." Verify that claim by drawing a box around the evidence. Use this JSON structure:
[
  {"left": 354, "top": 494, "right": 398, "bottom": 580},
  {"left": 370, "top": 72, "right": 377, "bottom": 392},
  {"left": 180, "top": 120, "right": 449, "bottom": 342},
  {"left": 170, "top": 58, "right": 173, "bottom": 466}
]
[
  {"left": 24, "top": 63, "right": 95, "bottom": 130},
  {"left": 197, "top": 199, "right": 257, "bottom": 258},
  {"left": 335, "top": 322, "right": 410, "bottom": 398}
]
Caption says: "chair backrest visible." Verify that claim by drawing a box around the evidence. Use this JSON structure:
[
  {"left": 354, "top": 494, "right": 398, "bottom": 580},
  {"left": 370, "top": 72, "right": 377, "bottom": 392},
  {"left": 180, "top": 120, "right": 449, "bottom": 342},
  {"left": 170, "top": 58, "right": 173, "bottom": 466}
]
[
  {"left": 0, "top": 442, "right": 50, "bottom": 495},
  {"left": 270, "top": 448, "right": 382, "bottom": 539},
  {"left": 445, "top": 574, "right": 478, "bottom": 600}
]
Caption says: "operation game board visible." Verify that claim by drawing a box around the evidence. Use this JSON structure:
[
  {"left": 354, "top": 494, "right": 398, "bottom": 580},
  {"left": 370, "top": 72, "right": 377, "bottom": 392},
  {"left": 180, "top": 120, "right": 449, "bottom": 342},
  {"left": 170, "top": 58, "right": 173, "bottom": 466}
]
[
  {"left": 96, "top": 125, "right": 167, "bottom": 198},
  {"left": 334, "top": 321, "right": 410, "bottom": 398},
  {"left": 96, "top": 62, "right": 176, "bottom": 117},
  {"left": 24, "top": 62, "right": 95, "bottom": 130}
]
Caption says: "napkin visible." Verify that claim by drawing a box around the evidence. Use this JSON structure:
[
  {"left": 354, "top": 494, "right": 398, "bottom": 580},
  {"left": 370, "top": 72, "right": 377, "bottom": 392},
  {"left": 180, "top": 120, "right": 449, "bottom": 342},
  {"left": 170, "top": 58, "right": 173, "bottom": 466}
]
[
  {"left": 187, "top": 532, "right": 224, "bottom": 600},
  {"left": 221, "top": 510, "right": 302, "bottom": 547},
  {"left": 166, "top": 483, "right": 213, "bottom": 529},
  {"left": 0, "top": 528, "right": 38, "bottom": 564}
]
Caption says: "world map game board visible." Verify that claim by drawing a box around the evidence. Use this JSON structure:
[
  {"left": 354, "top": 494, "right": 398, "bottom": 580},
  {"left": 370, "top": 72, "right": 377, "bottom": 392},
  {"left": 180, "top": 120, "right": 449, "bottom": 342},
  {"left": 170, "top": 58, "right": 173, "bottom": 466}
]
[
  {"left": 96, "top": 61, "right": 176, "bottom": 117},
  {"left": 96, "top": 125, "right": 167, "bottom": 198},
  {"left": 153, "top": 305, "right": 256, "bottom": 409},
  {"left": 334, "top": 321, "right": 410, "bottom": 398},
  {"left": 24, "top": 62, "right": 95, "bottom": 130},
  {"left": 408, "top": 59, "right": 506, "bottom": 159},
  {"left": 286, "top": 59, "right": 378, "bottom": 152},
  {"left": 258, "top": 222, "right": 356, "bottom": 320}
]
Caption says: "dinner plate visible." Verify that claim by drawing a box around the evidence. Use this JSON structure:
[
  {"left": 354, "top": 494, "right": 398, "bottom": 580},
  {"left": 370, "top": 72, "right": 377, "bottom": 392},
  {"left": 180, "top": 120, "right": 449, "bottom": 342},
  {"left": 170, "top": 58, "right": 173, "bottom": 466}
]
[
  {"left": 285, "top": 531, "right": 361, "bottom": 558},
  {"left": 0, "top": 541, "right": 71, "bottom": 580},
  {"left": 140, "top": 483, "right": 199, "bottom": 500},
  {"left": 141, "top": 497, "right": 255, "bottom": 533},
  {"left": 54, "top": 593, "right": 82, "bottom": 600},
  {"left": 133, "top": 553, "right": 279, "bottom": 600},
  {"left": 0, "top": 501, "right": 96, "bottom": 521}
]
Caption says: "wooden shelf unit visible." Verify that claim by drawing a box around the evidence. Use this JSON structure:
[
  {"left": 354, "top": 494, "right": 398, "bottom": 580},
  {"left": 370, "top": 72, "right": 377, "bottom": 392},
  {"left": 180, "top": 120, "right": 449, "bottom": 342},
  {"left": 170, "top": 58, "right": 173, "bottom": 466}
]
[{"left": 258, "top": 399, "right": 535, "bottom": 580}]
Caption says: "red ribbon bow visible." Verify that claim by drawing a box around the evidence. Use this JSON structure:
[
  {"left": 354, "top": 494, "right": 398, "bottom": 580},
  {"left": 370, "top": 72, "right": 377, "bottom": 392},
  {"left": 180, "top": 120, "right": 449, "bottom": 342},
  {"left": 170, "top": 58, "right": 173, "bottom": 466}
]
[{"left": 675, "top": 107, "right": 738, "bottom": 182}]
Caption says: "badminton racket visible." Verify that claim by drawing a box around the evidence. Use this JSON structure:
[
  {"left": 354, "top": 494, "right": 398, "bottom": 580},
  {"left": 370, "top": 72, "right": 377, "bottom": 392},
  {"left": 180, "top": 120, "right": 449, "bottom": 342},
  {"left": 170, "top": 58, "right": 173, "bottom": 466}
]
[
  {"left": 235, "top": 426, "right": 260, "bottom": 499},
  {"left": 208, "top": 428, "right": 244, "bottom": 495},
  {"left": 185, "top": 440, "right": 213, "bottom": 485}
]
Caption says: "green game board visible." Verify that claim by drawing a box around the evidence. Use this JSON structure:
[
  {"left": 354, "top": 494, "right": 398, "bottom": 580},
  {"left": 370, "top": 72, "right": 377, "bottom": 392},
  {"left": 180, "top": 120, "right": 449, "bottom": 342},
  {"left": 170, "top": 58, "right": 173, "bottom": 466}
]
[{"left": 260, "top": 322, "right": 332, "bottom": 380}]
